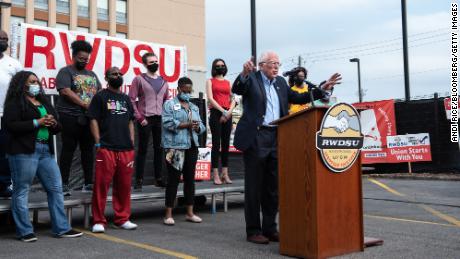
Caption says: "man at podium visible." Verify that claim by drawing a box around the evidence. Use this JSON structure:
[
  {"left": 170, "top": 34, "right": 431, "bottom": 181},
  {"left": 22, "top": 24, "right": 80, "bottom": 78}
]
[{"left": 232, "top": 51, "right": 341, "bottom": 244}]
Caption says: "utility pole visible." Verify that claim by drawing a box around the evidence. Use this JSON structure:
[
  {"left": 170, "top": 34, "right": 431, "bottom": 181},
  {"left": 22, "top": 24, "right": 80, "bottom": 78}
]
[
  {"left": 298, "top": 55, "right": 302, "bottom": 67},
  {"left": 401, "top": 0, "right": 411, "bottom": 101},
  {"left": 250, "top": 0, "right": 257, "bottom": 61}
]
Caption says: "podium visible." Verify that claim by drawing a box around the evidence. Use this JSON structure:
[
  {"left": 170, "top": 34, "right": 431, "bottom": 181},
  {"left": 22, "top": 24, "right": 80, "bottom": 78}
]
[{"left": 273, "top": 107, "right": 364, "bottom": 259}]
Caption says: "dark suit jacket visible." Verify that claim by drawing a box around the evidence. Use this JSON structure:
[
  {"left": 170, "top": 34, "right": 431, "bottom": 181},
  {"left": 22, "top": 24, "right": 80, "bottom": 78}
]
[{"left": 231, "top": 71, "right": 325, "bottom": 151}]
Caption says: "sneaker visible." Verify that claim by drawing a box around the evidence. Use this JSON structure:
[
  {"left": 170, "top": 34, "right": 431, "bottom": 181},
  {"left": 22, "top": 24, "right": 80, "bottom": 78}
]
[
  {"left": 92, "top": 224, "right": 105, "bottom": 233},
  {"left": 62, "top": 185, "right": 71, "bottom": 196},
  {"left": 20, "top": 233, "right": 37, "bottom": 242},
  {"left": 115, "top": 221, "right": 137, "bottom": 230},
  {"left": 58, "top": 229, "right": 83, "bottom": 238},
  {"left": 81, "top": 184, "right": 93, "bottom": 193},
  {"left": 0, "top": 185, "right": 12, "bottom": 199}
]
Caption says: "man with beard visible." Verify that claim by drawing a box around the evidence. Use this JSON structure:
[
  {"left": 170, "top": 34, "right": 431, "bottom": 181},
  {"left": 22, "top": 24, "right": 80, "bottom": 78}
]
[
  {"left": 88, "top": 67, "right": 137, "bottom": 233},
  {"left": 0, "top": 30, "right": 22, "bottom": 198},
  {"left": 56, "top": 40, "right": 101, "bottom": 196},
  {"left": 129, "top": 52, "right": 170, "bottom": 190}
]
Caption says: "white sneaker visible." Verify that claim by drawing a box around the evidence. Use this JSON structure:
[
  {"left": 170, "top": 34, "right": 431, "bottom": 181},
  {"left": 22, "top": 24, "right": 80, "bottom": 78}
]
[
  {"left": 117, "top": 221, "right": 138, "bottom": 230},
  {"left": 92, "top": 224, "right": 105, "bottom": 233}
]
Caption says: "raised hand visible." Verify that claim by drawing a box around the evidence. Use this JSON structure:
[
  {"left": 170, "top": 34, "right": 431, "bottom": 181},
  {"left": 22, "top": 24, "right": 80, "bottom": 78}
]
[
  {"left": 241, "top": 56, "right": 256, "bottom": 77},
  {"left": 322, "top": 73, "right": 342, "bottom": 90}
]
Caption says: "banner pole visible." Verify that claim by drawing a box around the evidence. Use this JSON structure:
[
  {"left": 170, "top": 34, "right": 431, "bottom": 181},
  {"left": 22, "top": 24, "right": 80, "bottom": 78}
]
[{"left": 50, "top": 95, "right": 58, "bottom": 162}]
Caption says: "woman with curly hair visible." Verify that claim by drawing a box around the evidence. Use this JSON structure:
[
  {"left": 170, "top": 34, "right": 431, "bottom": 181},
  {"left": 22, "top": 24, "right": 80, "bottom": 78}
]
[{"left": 3, "top": 71, "right": 82, "bottom": 242}]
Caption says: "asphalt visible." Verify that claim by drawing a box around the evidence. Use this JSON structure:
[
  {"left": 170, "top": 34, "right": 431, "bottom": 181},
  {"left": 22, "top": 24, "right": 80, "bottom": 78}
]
[{"left": 0, "top": 178, "right": 459, "bottom": 259}]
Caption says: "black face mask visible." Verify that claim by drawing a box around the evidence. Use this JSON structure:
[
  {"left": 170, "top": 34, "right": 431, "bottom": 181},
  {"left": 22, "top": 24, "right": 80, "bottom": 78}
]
[
  {"left": 147, "top": 63, "right": 159, "bottom": 73},
  {"left": 108, "top": 76, "right": 124, "bottom": 89},
  {"left": 75, "top": 61, "right": 87, "bottom": 70},
  {"left": 215, "top": 67, "right": 226, "bottom": 75},
  {"left": 294, "top": 77, "right": 304, "bottom": 86},
  {"left": 0, "top": 41, "right": 8, "bottom": 53}
]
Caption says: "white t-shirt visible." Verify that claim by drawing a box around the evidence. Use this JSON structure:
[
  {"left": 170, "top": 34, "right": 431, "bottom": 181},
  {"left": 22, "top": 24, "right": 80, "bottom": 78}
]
[{"left": 0, "top": 54, "right": 22, "bottom": 116}]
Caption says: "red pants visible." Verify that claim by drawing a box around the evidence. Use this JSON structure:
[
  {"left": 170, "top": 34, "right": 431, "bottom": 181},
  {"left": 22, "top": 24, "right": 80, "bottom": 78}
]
[{"left": 92, "top": 148, "right": 134, "bottom": 226}]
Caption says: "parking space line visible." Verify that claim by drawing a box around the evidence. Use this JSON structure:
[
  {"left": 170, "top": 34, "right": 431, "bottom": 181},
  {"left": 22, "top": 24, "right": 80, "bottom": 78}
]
[
  {"left": 368, "top": 178, "right": 460, "bottom": 227},
  {"left": 74, "top": 228, "right": 197, "bottom": 259},
  {"left": 367, "top": 179, "right": 405, "bottom": 197},
  {"left": 418, "top": 205, "right": 460, "bottom": 227},
  {"left": 365, "top": 214, "right": 459, "bottom": 228}
]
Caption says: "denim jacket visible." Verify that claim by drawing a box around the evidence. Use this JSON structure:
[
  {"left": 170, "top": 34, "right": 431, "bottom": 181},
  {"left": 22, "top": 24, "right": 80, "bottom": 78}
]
[{"left": 161, "top": 97, "right": 206, "bottom": 149}]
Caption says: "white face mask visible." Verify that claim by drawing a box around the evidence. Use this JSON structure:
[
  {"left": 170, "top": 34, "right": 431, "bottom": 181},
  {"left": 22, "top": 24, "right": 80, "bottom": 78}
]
[{"left": 27, "top": 84, "right": 41, "bottom": 96}]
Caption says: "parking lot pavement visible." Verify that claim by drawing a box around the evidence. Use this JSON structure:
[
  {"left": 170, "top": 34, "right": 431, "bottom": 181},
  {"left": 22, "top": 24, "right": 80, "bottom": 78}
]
[{"left": 0, "top": 178, "right": 459, "bottom": 259}]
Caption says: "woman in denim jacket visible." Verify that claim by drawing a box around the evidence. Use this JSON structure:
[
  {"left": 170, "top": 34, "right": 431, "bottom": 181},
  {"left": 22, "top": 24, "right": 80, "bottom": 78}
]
[{"left": 162, "top": 77, "right": 206, "bottom": 225}]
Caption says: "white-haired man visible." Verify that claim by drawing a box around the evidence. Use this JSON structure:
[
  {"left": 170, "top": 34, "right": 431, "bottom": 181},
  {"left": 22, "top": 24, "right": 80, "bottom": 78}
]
[{"left": 232, "top": 51, "right": 341, "bottom": 244}]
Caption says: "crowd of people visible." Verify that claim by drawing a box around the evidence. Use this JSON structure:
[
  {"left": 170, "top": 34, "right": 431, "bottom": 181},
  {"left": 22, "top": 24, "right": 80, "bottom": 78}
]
[{"left": 0, "top": 31, "right": 342, "bottom": 244}]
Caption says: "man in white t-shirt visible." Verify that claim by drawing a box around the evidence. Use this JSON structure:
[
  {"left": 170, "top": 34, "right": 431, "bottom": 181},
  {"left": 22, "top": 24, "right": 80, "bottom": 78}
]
[{"left": 0, "top": 30, "right": 22, "bottom": 198}]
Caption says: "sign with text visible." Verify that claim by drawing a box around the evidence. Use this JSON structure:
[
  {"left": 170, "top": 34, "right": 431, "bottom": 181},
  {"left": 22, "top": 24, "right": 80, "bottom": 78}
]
[
  {"left": 353, "top": 100, "right": 397, "bottom": 164},
  {"left": 17, "top": 23, "right": 187, "bottom": 96},
  {"left": 387, "top": 133, "right": 432, "bottom": 162},
  {"left": 195, "top": 147, "right": 211, "bottom": 180}
]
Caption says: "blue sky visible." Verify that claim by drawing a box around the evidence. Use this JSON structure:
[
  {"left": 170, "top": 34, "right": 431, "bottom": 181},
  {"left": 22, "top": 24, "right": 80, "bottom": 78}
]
[{"left": 205, "top": 0, "right": 451, "bottom": 103}]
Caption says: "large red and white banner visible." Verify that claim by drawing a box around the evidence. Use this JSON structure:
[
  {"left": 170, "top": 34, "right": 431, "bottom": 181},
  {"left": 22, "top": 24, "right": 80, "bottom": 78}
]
[
  {"left": 17, "top": 23, "right": 187, "bottom": 96},
  {"left": 386, "top": 133, "right": 432, "bottom": 162},
  {"left": 353, "top": 100, "right": 397, "bottom": 164}
]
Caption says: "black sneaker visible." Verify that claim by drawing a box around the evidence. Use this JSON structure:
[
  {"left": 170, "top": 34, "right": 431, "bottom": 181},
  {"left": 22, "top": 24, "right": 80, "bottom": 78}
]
[
  {"left": 20, "top": 233, "right": 38, "bottom": 242},
  {"left": 58, "top": 229, "right": 83, "bottom": 238}
]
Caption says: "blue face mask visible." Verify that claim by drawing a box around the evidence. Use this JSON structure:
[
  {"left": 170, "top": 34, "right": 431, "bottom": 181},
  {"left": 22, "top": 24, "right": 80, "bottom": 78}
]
[
  {"left": 178, "top": 93, "right": 191, "bottom": 102},
  {"left": 27, "top": 84, "right": 41, "bottom": 97}
]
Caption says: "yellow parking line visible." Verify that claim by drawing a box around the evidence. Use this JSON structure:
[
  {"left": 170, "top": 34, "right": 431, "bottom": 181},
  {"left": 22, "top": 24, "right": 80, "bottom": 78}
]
[
  {"left": 418, "top": 205, "right": 460, "bottom": 227},
  {"left": 364, "top": 214, "right": 459, "bottom": 228},
  {"left": 75, "top": 228, "right": 197, "bottom": 259},
  {"left": 367, "top": 178, "right": 460, "bottom": 227},
  {"left": 367, "top": 178, "right": 405, "bottom": 197}
]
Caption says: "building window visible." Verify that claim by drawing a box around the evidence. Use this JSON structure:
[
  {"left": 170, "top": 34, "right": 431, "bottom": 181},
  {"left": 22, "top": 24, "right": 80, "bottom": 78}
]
[
  {"left": 33, "top": 20, "right": 48, "bottom": 27},
  {"left": 34, "top": 0, "right": 48, "bottom": 10},
  {"left": 116, "top": 32, "right": 127, "bottom": 39},
  {"left": 11, "top": 0, "right": 25, "bottom": 7},
  {"left": 55, "top": 23, "right": 70, "bottom": 30},
  {"left": 56, "top": 0, "right": 70, "bottom": 14},
  {"left": 77, "top": 0, "right": 89, "bottom": 18},
  {"left": 97, "top": 0, "right": 109, "bottom": 21},
  {"left": 76, "top": 27, "right": 89, "bottom": 33},
  {"left": 10, "top": 16, "right": 25, "bottom": 34},
  {"left": 97, "top": 30, "right": 109, "bottom": 36},
  {"left": 116, "top": 0, "right": 127, "bottom": 24}
]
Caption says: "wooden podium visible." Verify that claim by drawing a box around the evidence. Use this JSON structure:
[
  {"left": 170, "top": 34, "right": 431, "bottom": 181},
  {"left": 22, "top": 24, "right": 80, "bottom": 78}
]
[{"left": 273, "top": 107, "right": 364, "bottom": 259}]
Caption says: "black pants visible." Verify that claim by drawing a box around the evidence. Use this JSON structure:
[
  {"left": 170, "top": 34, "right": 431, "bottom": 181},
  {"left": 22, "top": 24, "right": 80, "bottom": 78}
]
[
  {"left": 58, "top": 113, "right": 94, "bottom": 185},
  {"left": 243, "top": 127, "right": 278, "bottom": 236},
  {"left": 209, "top": 109, "right": 232, "bottom": 169},
  {"left": 0, "top": 117, "right": 10, "bottom": 189},
  {"left": 165, "top": 147, "right": 198, "bottom": 208},
  {"left": 135, "top": 116, "right": 164, "bottom": 182}
]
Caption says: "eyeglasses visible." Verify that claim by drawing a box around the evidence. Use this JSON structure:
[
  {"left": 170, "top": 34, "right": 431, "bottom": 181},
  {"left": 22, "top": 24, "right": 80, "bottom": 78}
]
[
  {"left": 109, "top": 72, "right": 123, "bottom": 76},
  {"left": 261, "top": 61, "right": 282, "bottom": 67},
  {"left": 215, "top": 65, "right": 226, "bottom": 69}
]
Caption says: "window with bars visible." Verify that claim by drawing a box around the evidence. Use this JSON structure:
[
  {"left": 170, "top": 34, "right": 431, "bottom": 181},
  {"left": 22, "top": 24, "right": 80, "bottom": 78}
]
[
  {"left": 116, "top": 0, "right": 127, "bottom": 24},
  {"left": 97, "top": 0, "right": 109, "bottom": 21},
  {"left": 77, "top": 0, "right": 89, "bottom": 18},
  {"left": 34, "top": 0, "right": 48, "bottom": 10},
  {"left": 56, "top": 0, "right": 69, "bottom": 14},
  {"left": 11, "top": 0, "right": 25, "bottom": 7}
]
